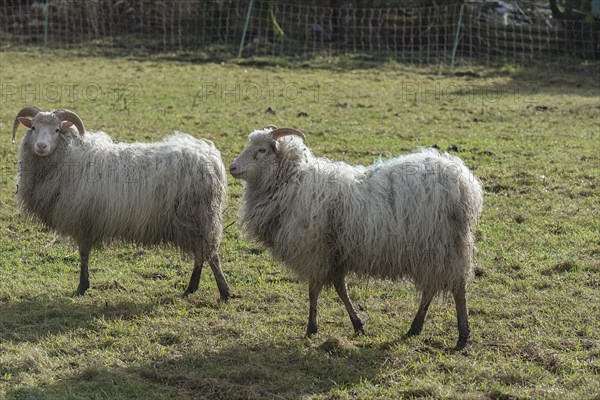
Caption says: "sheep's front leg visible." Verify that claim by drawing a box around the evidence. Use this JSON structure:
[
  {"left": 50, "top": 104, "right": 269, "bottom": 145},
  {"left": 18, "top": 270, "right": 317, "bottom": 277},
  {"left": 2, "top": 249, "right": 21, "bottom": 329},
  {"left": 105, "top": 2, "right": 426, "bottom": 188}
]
[
  {"left": 77, "top": 245, "right": 91, "bottom": 296},
  {"left": 208, "top": 254, "right": 230, "bottom": 301},
  {"left": 407, "top": 290, "right": 435, "bottom": 336},
  {"left": 453, "top": 283, "right": 470, "bottom": 350},
  {"left": 307, "top": 280, "right": 323, "bottom": 336},
  {"left": 332, "top": 274, "right": 365, "bottom": 335}
]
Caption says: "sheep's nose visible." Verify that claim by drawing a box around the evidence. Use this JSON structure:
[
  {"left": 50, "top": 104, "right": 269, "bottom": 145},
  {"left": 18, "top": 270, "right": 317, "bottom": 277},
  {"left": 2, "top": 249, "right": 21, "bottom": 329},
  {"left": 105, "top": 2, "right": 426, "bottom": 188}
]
[
  {"left": 230, "top": 163, "right": 243, "bottom": 178},
  {"left": 36, "top": 143, "right": 48, "bottom": 151}
]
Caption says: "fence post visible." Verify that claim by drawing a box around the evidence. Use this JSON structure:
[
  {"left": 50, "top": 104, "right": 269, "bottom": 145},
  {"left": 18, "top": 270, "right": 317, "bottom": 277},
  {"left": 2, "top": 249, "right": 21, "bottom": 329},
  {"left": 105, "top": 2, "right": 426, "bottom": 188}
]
[
  {"left": 238, "top": 0, "right": 255, "bottom": 58},
  {"left": 43, "top": 0, "right": 49, "bottom": 48},
  {"left": 450, "top": 4, "right": 465, "bottom": 68}
]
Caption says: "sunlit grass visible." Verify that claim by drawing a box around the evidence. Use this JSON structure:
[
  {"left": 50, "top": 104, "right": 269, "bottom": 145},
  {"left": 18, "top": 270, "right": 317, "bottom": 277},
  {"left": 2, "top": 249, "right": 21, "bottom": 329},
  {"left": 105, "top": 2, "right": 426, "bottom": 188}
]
[{"left": 0, "top": 49, "right": 598, "bottom": 399}]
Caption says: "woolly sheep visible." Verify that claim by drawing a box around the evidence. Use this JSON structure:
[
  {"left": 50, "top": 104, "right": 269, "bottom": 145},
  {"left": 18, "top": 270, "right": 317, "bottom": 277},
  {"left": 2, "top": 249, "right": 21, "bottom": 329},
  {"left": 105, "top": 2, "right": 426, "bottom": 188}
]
[
  {"left": 12, "top": 106, "right": 230, "bottom": 300},
  {"left": 230, "top": 126, "right": 483, "bottom": 349}
]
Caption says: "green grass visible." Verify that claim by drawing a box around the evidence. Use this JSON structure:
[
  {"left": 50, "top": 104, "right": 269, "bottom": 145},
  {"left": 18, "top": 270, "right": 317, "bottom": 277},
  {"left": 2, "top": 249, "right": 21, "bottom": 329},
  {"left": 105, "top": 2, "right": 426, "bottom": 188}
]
[{"left": 0, "top": 50, "right": 598, "bottom": 399}]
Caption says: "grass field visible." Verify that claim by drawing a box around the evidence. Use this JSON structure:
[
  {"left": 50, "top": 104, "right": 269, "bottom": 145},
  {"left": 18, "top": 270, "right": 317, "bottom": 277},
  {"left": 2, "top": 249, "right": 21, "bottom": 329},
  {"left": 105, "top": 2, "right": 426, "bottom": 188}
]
[{"left": 0, "top": 50, "right": 598, "bottom": 399}]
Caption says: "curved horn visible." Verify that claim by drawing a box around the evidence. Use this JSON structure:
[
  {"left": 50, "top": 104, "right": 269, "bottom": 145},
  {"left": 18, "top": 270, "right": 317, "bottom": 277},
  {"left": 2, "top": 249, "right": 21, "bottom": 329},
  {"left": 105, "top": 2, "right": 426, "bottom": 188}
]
[
  {"left": 264, "top": 124, "right": 278, "bottom": 130},
  {"left": 12, "top": 106, "right": 42, "bottom": 144},
  {"left": 52, "top": 109, "right": 85, "bottom": 137},
  {"left": 270, "top": 127, "right": 306, "bottom": 142}
]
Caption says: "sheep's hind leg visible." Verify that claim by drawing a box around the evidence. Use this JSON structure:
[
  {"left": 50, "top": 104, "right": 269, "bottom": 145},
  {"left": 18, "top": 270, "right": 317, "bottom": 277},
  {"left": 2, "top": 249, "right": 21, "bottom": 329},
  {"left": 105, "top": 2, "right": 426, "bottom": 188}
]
[
  {"left": 208, "top": 254, "right": 230, "bottom": 301},
  {"left": 77, "top": 245, "right": 91, "bottom": 296},
  {"left": 184, "top": 255, "right": 204, "bottom": 296},
  {"left": 407, "top": 290, "right": 435, "bottom": 337},
  {"left": 453, "top": 283, "right": 470, "bottom": 350},
  {"left": 307, "top": 280, "right": 323, "bottom": 337},
  {"left": 332, "top": 275, "right": 365, "bottom": 335}
]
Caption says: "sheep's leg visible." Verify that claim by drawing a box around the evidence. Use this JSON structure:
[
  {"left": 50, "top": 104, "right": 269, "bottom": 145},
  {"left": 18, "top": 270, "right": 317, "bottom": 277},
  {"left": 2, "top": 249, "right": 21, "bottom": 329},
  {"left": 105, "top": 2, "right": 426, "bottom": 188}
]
[
  {"left": 332, "top": 275, "right": 365, "bottom": 335},
  {"left": 77, "top": 246, "right": 91, "bottom": 296},
  {"left": 307, "top": 280, "right": 323, "bottom": 337},
  {"left": 407, "top": 290, "right": 435, "bottom": 336},
  {"left": 184, "top": 256, "right": 204, "bottom": 296},
  {"left": 453, "top": 283, "right": 470, "bottom": 350},
  {"left": 208, "top": 254, "right": 230, "bottom": 301}
]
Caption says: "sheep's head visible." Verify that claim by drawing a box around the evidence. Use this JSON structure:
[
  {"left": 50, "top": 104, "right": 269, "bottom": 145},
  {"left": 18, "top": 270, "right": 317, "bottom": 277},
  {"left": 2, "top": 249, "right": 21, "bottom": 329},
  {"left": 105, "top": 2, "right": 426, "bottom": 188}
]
[
  {"left": 230, "top": 125, "right": 306, "bottom": 182},
  {"left": 12, "top": 106, "right": 85, "bottom": 157}
]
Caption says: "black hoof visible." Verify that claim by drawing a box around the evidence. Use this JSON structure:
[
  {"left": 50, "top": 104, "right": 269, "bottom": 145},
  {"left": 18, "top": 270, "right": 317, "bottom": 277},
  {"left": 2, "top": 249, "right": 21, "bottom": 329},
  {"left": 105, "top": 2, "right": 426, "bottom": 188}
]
[
  {"left": 219, "top": 292, "right": 230, "bottom": 302},
  {"left": 406, "top": 328, "right": 420, "bottom": 337},
  {"left": 454, "top": 337, "right": 469, "bottom": 351},
  {"left": 307, "top": 324, "right": 318, "bottom": 337},
  {"left": 406, "top": 323, "right": 423, "bottom": 337},
  {"left": 352, "top": 319, "right": 365, "bottom": 335},
  {"left": 77, "top": 283, "right": 89, "bottom": 296}
]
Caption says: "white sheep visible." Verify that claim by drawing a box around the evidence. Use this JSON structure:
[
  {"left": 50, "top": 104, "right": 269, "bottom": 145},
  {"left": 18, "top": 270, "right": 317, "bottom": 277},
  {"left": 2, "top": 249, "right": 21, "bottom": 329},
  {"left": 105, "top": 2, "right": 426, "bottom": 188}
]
[
  {"left": 12, "top": 106, "right": 230, "bottom": 300},
  {"left": 230, "top": 126, "right": 483, "bottom": 349}
]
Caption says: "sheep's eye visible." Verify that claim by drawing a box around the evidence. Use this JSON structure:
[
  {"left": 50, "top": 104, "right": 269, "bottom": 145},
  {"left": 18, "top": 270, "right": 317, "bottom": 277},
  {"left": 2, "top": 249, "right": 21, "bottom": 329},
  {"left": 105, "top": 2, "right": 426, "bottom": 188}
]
[
  {"left": 55, "top": 129, "right": 60, "bottom": 133},
  {"left": 31, "top": 126, "right": 35, "bottom": 130},
  {"left": 258, "top": 148, "right": 267, "bottom": 153}
]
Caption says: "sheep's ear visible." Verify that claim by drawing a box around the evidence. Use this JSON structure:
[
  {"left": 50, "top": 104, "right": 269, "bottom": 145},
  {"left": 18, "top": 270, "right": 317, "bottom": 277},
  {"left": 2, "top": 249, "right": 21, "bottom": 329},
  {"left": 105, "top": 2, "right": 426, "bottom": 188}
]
[
  {"left": 270, "top": 140, "right": 280, "bottom": 154},
  {"left": 18, "top": 117, "right": 32, "bottom": 128},
  {"left": 61, "top": 121, "right": 74, "bottom": 130}
]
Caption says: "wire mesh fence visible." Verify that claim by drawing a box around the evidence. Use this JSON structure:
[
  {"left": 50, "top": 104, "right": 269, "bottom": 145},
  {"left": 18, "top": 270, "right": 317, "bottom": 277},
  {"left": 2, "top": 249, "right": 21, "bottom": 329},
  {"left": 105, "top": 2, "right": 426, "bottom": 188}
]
[
  {"left": 0, "top": 0, "right": 598, "bottom": 66},
  {"left": 0, "top": 1, "right": 248, "bottom": 53}
]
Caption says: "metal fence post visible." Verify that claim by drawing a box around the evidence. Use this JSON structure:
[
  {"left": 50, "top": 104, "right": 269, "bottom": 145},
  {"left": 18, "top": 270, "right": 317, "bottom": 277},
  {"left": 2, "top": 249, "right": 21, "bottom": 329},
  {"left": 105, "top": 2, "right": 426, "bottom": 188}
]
[
  {"left": 450, "top": 4, "right": 465, "bottom": 68},
  {"left": 238, "top": 0, "right": 254, "bottom": 58},
  {"left": 43, "top": 0, "right": 49, "bottom": 48}
]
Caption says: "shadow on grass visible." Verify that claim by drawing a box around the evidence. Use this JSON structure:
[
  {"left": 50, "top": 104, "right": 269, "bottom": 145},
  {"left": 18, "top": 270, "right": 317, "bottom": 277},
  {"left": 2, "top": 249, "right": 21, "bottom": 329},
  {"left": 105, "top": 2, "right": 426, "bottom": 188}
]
[
  {"left": 4, "top": 365, "right": 178, "bottom": 400},
  {"left": 0, "top": 294, "right": 160, "bottom": 344},
  {"left": 4, "top": 337, "right": 405, "bottom": 399},
  {"left": 443, "top": 65, "right": 600, "bottom": 99},
  {"left": 137, "top": 342, "right": 383, "bottom": 399}
]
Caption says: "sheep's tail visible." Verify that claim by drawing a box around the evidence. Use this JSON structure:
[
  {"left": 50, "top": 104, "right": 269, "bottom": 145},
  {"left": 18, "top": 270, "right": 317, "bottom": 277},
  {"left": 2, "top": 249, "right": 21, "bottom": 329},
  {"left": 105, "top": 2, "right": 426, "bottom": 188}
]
[
  {"left": 454, "top": 154, "right": 483, "bottom": 287},
  {"left": 203, "top": 146, "right": 228, "bottom": 258},
  {"left": 460, "top": 163, "right": 483, "bottom": 231}
]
